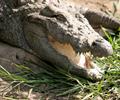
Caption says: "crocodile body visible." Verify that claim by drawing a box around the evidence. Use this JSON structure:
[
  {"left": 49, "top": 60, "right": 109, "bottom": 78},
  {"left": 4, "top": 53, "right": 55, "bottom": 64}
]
[{"left": 0, "top": 0, "right": 120, "bottom": 80}]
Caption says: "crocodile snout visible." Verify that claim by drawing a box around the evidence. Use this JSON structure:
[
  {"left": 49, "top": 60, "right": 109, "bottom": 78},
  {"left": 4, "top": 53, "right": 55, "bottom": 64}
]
[{"left": 91, "top": 39, "right": 113, "bottom": 57}]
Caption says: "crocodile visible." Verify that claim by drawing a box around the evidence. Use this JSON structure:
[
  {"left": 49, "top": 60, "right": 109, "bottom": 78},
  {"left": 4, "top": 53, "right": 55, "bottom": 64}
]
[{"left": 0, "top": 0, "right": 120, "bottom": 81}]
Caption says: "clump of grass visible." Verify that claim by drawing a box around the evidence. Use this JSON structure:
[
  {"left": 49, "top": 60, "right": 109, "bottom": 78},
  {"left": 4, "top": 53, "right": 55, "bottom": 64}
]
[{"left": 0, "top": 30, "right": 120, "bottom": 99}]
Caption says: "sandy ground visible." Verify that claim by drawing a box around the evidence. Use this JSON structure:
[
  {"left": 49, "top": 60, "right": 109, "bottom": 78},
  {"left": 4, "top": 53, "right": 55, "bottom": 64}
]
[{"left": 69, "top": 0, "right": 120, "bottom": 16}]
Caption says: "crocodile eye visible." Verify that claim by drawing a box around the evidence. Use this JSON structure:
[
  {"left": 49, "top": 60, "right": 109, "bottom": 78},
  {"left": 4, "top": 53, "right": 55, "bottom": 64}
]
[
  {"left": 40, "top": 6, "right": 56, "bottom": 17},
  {"left": 40, "top": 6, "right": 67, "bottom": 22},
  {"left": 55, "top": 14, "right": 67, "bottom": 22}
]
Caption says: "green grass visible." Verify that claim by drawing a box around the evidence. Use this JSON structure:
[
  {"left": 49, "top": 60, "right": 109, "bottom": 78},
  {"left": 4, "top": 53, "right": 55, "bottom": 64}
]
[{"left": 0, "top": 30, "right": 120, "bottom": 99}]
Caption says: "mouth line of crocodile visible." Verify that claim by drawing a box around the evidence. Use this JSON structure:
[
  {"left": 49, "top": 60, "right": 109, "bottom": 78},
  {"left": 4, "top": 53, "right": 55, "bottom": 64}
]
[{"left": 48, "top": 35, "right": 95, "bottom": 69}]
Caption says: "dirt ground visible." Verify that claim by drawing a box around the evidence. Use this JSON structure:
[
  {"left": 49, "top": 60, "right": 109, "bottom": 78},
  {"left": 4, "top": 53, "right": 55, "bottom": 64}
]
[
  {"left": 0, "top": 0, "right": 120, "bottom": 100},
  {"left": 70, "top": 0, "right": 120, "bottom": 16}
]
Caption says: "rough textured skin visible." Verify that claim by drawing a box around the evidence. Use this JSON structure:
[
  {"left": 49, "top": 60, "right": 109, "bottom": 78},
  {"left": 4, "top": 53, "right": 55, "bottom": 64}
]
[{"left": 0, "top": 0, "right": 120, "bottom": 80}]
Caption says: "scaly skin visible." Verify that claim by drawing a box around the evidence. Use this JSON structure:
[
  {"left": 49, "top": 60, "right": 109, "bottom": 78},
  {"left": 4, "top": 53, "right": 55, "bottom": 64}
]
[{"left": 0, "top": 0, "right": 120, "bottom": 81}]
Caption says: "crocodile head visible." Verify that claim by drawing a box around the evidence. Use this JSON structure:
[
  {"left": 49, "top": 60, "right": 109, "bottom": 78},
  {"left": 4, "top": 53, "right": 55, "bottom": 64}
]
[{"left": 24, "top": 5, "right": 113, "bottom": 81}]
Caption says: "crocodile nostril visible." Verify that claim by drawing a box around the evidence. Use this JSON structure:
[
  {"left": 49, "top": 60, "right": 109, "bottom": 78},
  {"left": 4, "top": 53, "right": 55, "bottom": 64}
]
[{"left": 92, "top": 42, "right": 97, "bottom": 47}]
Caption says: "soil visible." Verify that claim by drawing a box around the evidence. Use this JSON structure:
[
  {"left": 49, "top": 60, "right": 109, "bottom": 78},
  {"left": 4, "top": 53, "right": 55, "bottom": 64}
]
[{"left": 69, "top": 0, "right": 120, "bottom": 16}]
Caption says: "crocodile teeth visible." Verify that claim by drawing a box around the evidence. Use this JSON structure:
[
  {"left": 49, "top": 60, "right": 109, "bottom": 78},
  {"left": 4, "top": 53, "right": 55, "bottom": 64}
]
[
  {"left": 78, "top": 53, "right": 86, "bottom": 68},
  {"left": 48, "top": 35, "right": 94, "bottom": 69},
  {"left": 77, "top": 52, "right": 94, "bottom": 69}
]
